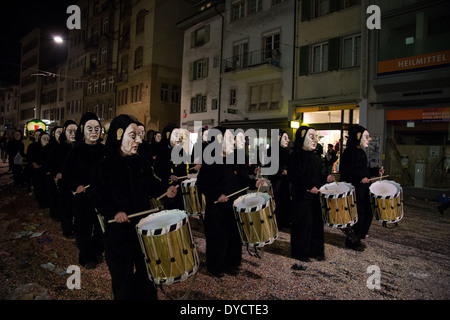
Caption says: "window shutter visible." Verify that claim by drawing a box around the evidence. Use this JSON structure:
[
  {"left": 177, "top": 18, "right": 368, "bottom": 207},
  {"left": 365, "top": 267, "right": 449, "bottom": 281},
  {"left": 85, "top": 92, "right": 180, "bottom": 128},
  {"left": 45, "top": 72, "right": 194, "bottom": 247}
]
[
  {"left": 299, "top": 45, "right": 309, "bottom": 75},
  {"left": 328, "top": 37, "right": 340, "bottom": 71},
  {"left": 301, "top": 0, "right": 311, "bottom": 22},
  {"left": 189, "top": 62, "right": 194, "bottom": 81},
  {"left": 202, "top": 58, "right": 209, "bottom": 78}
]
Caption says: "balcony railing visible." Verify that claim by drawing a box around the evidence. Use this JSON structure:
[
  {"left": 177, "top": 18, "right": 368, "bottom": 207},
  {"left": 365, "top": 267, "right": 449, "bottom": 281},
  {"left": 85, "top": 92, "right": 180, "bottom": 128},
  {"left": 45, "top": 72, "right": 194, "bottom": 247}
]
[{"left": 222, "top": 48, "right": 281, "bottom": 74}]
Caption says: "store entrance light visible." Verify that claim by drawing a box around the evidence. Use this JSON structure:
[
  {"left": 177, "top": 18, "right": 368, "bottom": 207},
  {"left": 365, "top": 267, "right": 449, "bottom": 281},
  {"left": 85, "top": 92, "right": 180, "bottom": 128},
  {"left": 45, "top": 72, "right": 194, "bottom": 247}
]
[{"left": 290, "top": 121, "right": 300, "bottom": 129}]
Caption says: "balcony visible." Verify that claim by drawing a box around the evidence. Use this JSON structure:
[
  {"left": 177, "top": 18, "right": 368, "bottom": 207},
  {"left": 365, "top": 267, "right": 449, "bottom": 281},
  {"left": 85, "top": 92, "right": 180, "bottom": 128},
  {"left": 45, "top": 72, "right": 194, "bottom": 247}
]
[{"left": 222, "top": 48, "right": 281, "bottom": 77}]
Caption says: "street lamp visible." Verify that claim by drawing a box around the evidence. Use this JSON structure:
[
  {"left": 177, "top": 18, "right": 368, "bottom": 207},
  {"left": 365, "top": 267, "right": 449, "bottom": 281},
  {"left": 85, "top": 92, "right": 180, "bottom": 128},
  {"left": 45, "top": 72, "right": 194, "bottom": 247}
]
[{"left": 53, "top": 36, "right": 64, "bottom": 43}]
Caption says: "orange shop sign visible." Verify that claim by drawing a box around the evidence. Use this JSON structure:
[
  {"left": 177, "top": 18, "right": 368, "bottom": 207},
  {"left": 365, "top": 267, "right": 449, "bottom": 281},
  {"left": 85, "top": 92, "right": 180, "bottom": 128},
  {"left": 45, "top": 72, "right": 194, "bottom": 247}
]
[
  {"left": 387, "top": 108, "right": 450, "bottom": 122},
  {"left": 377, "top": 50, "right": 450, "bottom": 76}
]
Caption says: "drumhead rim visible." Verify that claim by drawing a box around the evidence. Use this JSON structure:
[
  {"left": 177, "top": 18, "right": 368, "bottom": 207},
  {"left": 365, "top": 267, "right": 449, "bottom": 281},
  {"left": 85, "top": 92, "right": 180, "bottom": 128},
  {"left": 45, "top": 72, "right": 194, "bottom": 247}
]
[
  {"left": 136, "top": 209, "right": 188, "bottom": 236},
  {"left": 233, "top": 192, "right": 272, "bottom": 213}
]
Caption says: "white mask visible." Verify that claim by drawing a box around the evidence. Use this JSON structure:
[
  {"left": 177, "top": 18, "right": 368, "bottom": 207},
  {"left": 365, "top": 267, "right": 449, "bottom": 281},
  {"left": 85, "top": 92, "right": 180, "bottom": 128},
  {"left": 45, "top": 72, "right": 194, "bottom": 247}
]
[
  {"left": 65, "top": 124, "right": 77, "bottom": 143},
  {"left": 84, "top": 119, "right": 101, "bottom": 144},
  {"left": 40, "top": 134, "right": 50, "bottom": 147},
  {"left": 137, "top": 125, "right": 146, "bottom": 141},
  {"left": 303, "top": 129, "right": 318, "bottom": 151},
  {"left": 360, "top": 130, "right": 371, "bottom": 149},
  {"left": 154, "top": 133, "right": 161, "bottom": 143},
  {"left": 202, "top": 130, "right": 209, "bottom": 142},
  {"left": 170, "top": 128, "right": 182, "bottom": 148},
  {"left": 120, "top": 123, "right": 142, "bottom": 156},
  {"left": 55, "top": 128, "right": 63, "bottom": 143},
  {"left": 236, "top": 132, "right": 246, "bottom": 150},
  {"left": 280, "top": 133, "right": 289, "bottom": 148},
  {"left": 222, "top": 129, "right": 235, "bottom": 155}
]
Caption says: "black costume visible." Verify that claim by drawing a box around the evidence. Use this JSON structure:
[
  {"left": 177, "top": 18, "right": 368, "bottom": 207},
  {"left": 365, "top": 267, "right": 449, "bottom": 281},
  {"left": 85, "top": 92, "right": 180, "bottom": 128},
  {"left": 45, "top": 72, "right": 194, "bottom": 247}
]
[
  {"left": 48, "top": 120, "right": 78, "bottom": 237},
  {"left": 339, "top": 125, "right": 373, "bottom": 250},
  {"left": 27, "top": 129, "right": 48, "bottom": 209},
  {"left": 6, "top": 130, "right": 25, "bottom": 187},
  {"left": 42, "top": 127, "right": 62, "bottom": 220},
  {"left": 288, "top": 126, "right": 326, "bottom": 261},
  {"left": 196, "top": 126, "right": 256, "bottom": 277},
  {"left": 90, "top": 114, "right": 167, "bottom": 300},
  {"left": 268, "top": 130, "right": 292, "bottom": 229},
  {"left": 63, "top": 113, "right": 104, "bottom": 268}
]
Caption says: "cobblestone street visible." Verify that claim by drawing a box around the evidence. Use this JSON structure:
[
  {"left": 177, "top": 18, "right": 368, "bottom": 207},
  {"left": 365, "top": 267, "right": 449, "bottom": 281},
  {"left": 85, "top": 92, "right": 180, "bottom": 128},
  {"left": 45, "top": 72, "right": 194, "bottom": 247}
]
[{"left": 0, "top": 160, "right": 449, "bottom": 305}]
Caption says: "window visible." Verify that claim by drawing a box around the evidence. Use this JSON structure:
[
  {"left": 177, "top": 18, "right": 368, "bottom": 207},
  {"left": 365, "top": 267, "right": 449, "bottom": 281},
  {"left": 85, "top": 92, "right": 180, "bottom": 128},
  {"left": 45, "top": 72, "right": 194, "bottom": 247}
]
[
  {"left": 342, "top": 34, "right": 361, "bottom": 68},
  {"left": 263, "top": 33, "right": 280, "bottom": 61},
  {"left": 59, "top": 88, "right": 64, "bottom": 101},
  {"left": 248, "top": 81, "right": 281, "bottom": 111},
  {"left": 134, "top": 47, "right": 143, "bottom": 69},
  {"left": 101, "top": 47, "right": 108, "bottom": 64},
  {"left": 94, "top": 81, "right": 99, "bottom": 94},
  {"left": 312, "top": 42, "right": 328, "bottom": 73},
  {"left": 313, "top": 0, "right": 330, "bottom": 18},
  {"left": 233, "top": 42, "right": 248, "bottom": 69},
  {"left": 192, "top": 25, "right": 210, "bottom": 47},
  {"left": 171, "top": 85, "right": 180, "bottom": 103},
  {"left": 87, "top": 83, "right": 92, "bottom": 95},
  {"left": 191, "top": 95, "right": 207, "bottom": 113},
  {"left": 211, "top": 98, "right": 218, "bottom": 110},
  {"left": 161, "top": 83, "right": 169, "bottom": 102},
  {"left": 190, "top": 58, "right": 209, "bottom": 80},
  {"left": 101, "top": 78, "right": 106, "bottom": 92},
  {"left": 231, "top": 1, "right": 245, "bottom": 21},
  {"left": 102, "top": 17, "right": 109, "bottom": 34},
  {"left": 230, "top": 89, "right": 237, "bottom": 105},
  {"left": 131, "top": 84, "right": 143, "bottom": 103},
  {"left": 108, "top": 77, "right": 114, "bottom": 91},
  {"left": 136, "top": 10, "right": 146, "bottom": 35},
  {"left": 248, "top": 0, "right": 262, "bottom": 15}
]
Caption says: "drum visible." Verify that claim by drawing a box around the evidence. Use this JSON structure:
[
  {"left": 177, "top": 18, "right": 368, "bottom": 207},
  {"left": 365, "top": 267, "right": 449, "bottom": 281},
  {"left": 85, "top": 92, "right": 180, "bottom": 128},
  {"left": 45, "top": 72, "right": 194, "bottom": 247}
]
[
  {"left": 319, "top": 182, "right": 358, "bottom": 228},
  {"left": 181, "top": 178, "right": 205, "bottom": 216},
  {"left": 369, "top": 180, "right": 403, "bottom": 224},
  {"left": 233, "top": 192, "right": 278, "bottom": 248},
  {"left": 136, "top": 209, "right": 199, "bottom": 285}
]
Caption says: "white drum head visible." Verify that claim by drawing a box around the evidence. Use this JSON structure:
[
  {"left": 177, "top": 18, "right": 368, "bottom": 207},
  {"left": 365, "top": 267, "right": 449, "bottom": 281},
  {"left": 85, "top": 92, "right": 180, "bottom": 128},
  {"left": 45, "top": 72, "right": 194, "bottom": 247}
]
[
  {"left": 138, "top": 209, "right": 185, "bottom": 231},
  {"left": 370, "top": 181, "right": 398, "bottom": 197},
  {"left": 234, "top": 193, "right": 270, "bottom": 211},
  {"left": 320, "top": 182, "right": 351, "bottom": 196}
]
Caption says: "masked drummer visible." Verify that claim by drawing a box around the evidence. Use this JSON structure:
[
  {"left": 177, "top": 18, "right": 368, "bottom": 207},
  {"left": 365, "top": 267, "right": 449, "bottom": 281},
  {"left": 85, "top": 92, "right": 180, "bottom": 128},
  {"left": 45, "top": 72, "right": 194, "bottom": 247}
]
[
  {"left": 268, "top": 130, "right": 292, "bottom": 229},
  {"left": 340, "top": 125, "right": 383, "bottom": 251},
  {"left": 153, "top": 123, "right": 193, "bottom": 209},
  {"left": 288, "top": 126, "right": 335, "bottom": 267},
  {"left": 90, "top": 114, "right": 177, "bottom": 300},
  {"left": 196, "top": 126, "right": 265, "bottom": 278},
  {"left": 62, "top": 112, "right": 105, "bottom": 269}
]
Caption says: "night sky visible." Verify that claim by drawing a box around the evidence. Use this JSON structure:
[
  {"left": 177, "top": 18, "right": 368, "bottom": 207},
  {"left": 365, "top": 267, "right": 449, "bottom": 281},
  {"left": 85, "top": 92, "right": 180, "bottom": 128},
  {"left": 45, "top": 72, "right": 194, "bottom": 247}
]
[{"left": 0, "top": 1, "right": 73, "bottom": 85}]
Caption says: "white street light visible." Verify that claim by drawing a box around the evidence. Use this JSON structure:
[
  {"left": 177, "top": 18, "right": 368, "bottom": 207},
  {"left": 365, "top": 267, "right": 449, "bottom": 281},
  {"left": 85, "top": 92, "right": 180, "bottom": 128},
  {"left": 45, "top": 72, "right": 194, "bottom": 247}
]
[{"left": 53, "top": 36, "right": 63, "bottom": 43}]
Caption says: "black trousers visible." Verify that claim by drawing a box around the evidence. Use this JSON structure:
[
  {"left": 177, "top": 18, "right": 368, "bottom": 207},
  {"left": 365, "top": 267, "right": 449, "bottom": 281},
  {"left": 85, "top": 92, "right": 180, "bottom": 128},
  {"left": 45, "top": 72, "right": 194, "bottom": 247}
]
[
  {"left": 353, "top": 186, "right": 373, "bottom": 240},
  {"left": 291, "top": 197, "right": 324, "bottom": 260},
  {"left": 272, "top": 178, "right": 292, "bottom": 228},
  {"left": 204, "top": 202, "right": 242, "bottom": 274},
  {"left": 60, "top": 189, "right": 74, "bottom": 237},
  {"left": 103, "top": 223, "right": 157, "bottom": 300},
  {"left": 72, "top": 192, "right": 104, "bottom": 265}
]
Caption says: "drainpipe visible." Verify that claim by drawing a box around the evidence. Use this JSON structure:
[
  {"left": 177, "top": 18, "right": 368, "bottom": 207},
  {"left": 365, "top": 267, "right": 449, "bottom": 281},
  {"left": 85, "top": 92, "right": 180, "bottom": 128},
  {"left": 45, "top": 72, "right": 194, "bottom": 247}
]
[{"left": 215, "top": 5, "right": 224, "bottom": 126}]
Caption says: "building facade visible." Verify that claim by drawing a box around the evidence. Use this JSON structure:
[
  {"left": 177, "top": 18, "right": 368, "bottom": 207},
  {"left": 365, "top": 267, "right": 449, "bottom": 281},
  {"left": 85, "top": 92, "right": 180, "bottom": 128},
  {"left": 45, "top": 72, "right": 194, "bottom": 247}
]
[
  {"left": 116, "top": 0, "right": 196, "bottom": 132},
  {"left": 0, "top": 85, "right": 20, "bottom": 133},
  {"left": 290, "top": 0, "right": 364, "bottom": 162},
  {"left": 366, "top": 0, "right": 450, "bottom": 191}
]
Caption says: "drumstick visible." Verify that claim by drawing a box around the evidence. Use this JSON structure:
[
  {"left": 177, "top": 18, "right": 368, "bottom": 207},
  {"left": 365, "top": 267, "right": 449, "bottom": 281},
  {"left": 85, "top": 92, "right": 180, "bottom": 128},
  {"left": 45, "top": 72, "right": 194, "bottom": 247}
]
[
  {"left": 108, "top": 207, "right": 162, "bottom": 224},
  {"left": 72, "top": 184, "right": 90, "bottom": 196},
  {"left": 214, "top": 187, "right": 249, "bottom": 204},
  {"left": 157, "top": 185, "right": 179, "bottom": 200},
  {"left": 379, "top": 166, "right": 384, "bottom": 182},
  {"left": 369, "top": 175, "right": 389, "bottom": 181},
  {"left": 307, "top": 189, "right": 337, "bottom": 193}
]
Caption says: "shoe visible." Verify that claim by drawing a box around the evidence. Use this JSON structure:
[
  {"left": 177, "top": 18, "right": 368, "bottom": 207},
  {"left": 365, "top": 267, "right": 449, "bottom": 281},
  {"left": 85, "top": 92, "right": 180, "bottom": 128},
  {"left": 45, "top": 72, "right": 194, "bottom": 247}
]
[
  {"left": 312, "top": 255, "right": 326, "bottom": 261},
  {"left": 226, "top": 266, "right": 240, "bottom": 276},
  {"left": 345, "top": 241, "right": 365, "bottom": 252},
  {"left": 291, "top": 263, "right": 307, "bottom": 271},
  {"left": 208, "top": 271, "right": 225, "bottom": 278}
]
